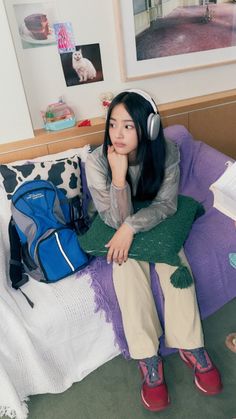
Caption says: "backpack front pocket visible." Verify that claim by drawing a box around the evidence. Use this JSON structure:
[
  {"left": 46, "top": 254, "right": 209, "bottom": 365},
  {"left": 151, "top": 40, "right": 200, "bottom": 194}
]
[{"left": 36, "top": 228, "right": 89, "bottom": 281}]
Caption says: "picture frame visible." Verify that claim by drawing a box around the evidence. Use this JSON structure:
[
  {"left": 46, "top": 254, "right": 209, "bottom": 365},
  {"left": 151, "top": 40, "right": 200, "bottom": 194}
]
[
  {"left": 13, "top": 1, "right": 57, "bottom": 49},
  {"left": 113, "top": 0, "right": 236, "bottom": 81},
  {"left": 60, "top": 43, "right": 104, "bottom": 87}
]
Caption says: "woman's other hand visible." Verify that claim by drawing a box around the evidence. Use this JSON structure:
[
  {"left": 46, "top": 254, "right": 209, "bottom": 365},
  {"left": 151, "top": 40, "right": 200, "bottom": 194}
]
[
  {"left": 107, "top": 145, "right": 128, "bottom": 188},
  {"left": 105, "top": 223, "right": 134, "bottom": 264}
]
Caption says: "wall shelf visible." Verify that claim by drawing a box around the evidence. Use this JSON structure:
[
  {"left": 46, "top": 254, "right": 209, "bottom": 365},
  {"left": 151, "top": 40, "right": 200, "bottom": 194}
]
[{"left": 0, "top": 117, "right": 106, "bottom": 163}]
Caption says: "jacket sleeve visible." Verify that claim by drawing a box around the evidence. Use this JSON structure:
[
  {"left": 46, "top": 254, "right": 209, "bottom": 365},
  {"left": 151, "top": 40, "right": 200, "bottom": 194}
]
[
  {"left": 124, "top": 161, "right": 180, "bottom": 233},
  {"left": 85, "top": 151, "right": 134, "bottom": 230}
]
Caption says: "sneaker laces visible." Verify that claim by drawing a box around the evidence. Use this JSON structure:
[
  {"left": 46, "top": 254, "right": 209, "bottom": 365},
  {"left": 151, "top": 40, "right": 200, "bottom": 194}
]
[
  {"left": 189, "top": 347, "right": 210, "bottom": 370},
  {"left": 141, "top": 355, "right": 160, "bottom": 385}
]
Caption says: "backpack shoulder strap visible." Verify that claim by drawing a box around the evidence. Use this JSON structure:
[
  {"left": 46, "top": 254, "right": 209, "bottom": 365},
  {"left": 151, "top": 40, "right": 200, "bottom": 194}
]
[
  {"left": 8, "top": 217, "right": 29, "bottom": 289},
  {"left": 8, "top": 218, "right": 34, "bottom": 308},
  {"left": 69, "top": 195, "right": 90, "bottom": 235}
]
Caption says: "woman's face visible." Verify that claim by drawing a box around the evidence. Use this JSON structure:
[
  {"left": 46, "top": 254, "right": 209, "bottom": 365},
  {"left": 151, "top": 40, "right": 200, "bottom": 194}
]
[{"left": 108, "top": 103, "right": 138, "bottom": 161}]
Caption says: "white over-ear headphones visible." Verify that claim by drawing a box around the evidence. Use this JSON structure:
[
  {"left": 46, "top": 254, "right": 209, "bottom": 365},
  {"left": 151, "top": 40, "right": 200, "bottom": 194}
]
[{"left": 123, "top": 89, "right": 161, "bottom": 141}]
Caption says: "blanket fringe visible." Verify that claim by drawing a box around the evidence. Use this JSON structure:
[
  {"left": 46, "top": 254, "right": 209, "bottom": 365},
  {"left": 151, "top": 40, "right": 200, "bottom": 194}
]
[
  {"left": 0, "top": 398, "right": 29, "bottom": 419},
  {"left": 77, "top": 258, "right": 112, "bottom": 321},
  {"left": 77, "top": 258, "right": 130, "bottom": 359}
]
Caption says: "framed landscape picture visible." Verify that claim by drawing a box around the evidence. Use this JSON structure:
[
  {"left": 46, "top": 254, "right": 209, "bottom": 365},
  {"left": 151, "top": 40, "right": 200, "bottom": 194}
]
[{"left": 114, "top": 0, "right": 236, "bottom": 80}]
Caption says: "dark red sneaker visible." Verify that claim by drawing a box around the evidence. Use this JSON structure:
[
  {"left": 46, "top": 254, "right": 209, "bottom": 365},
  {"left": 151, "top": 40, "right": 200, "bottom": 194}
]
[
  {"left": 139, "top": 356, "right": 170, "bottom": 412},
  {"left": 179, "top": 347, "right": 222, "bottom": 395}
]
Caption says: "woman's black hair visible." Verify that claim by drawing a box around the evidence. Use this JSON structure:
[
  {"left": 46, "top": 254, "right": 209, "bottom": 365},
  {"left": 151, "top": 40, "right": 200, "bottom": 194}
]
[{"left": 103, "top": 91, "right": 166, "bottom": 201}]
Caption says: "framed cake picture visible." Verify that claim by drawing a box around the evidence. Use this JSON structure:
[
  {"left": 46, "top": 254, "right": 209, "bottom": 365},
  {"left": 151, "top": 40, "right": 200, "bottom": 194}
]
[{"left": 13, "top": 1, "right": 58, "bottom": 49}]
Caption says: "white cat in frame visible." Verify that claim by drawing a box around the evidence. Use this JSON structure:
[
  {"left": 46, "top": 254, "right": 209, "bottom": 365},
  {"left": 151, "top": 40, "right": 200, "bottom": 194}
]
[{"left": 72, "top": 48, "right": 97, "bottom": 82}]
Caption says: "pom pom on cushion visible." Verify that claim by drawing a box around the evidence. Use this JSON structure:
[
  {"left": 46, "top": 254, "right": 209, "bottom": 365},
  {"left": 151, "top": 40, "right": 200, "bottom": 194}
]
[{"left": 170, "top": 266, "right": 193, "bottom": 288}]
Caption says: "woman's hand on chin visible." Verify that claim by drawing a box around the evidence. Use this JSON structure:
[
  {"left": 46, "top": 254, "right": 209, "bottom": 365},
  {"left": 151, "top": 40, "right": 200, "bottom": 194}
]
[
  {"left": 108, "top": 145, "right": 128, "bottom": 187},
  {"left": 105, "top": 223, "right": 134, "bottom": 265}
]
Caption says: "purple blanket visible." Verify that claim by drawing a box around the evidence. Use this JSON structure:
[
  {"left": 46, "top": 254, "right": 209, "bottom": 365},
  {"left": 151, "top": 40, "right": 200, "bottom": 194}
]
[
  {"left": 79, "top": 125, "right": 236, "bottom": 357},
  {"left": 80, "top": 257, "right": 175, "bottom": 358}
]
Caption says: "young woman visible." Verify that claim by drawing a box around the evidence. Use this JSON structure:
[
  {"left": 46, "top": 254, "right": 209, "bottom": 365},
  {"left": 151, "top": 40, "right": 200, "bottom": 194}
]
[{"left": 85, "top": 89, "right": 222, "bottom": 412}]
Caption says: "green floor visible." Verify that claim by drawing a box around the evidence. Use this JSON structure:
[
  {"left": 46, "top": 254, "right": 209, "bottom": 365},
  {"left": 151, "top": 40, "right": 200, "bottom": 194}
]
[{"left": 20, "top": 299, "right": 236, "bottom": 419}]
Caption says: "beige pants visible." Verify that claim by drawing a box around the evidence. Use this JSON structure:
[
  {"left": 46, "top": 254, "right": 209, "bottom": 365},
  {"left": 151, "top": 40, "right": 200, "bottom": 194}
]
[{"left": 113, "top": 249, "right": 204, "bottom": 359}]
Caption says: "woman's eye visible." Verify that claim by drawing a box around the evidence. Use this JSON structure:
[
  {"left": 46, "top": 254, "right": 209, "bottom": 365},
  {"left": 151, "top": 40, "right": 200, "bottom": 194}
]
[
  {"left": 109, "top": 122, "right": 115, "bottom": 128},
  {"left": 125, "top": 124, "right": 134, "bottom": 129}
]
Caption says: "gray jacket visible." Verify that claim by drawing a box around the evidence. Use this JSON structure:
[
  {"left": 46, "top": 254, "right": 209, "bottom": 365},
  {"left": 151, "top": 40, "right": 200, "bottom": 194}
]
[{"left": 85, "top": 138, "right": 180, "bottom": 234}]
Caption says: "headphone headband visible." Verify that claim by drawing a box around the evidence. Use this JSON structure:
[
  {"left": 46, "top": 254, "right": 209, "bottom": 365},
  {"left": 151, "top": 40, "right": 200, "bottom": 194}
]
[{"left": 122, "top": 88, "right": 158, "bottom": 114}]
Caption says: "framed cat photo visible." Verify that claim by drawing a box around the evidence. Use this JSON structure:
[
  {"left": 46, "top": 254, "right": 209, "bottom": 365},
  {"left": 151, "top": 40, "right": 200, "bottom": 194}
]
[
  {"left": 113, "top": 0, "right": 236, "bottom": 80},
  {"left": 60, "top": 43, "right": 104, "bottom": 86}
]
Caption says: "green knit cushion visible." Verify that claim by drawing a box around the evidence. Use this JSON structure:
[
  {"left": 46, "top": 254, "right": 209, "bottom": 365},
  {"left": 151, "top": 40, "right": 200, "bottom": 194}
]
[{"left": 80, "top": 195, "right": 204, "bottom": 270}]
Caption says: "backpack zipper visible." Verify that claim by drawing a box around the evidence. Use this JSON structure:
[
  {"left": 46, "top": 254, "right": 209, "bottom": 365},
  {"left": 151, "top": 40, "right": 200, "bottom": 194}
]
[
  {"left": 54, "top": 231, "right": 75, "bottom": 271},
  {"left": 35, "top": 228, "right": 76, "bottom": 279}
]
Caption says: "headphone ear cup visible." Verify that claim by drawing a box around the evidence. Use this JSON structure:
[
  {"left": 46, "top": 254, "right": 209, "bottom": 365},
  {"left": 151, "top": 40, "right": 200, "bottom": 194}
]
[{"left": 147, "top": 113, "right": 160, "bottom": 141}]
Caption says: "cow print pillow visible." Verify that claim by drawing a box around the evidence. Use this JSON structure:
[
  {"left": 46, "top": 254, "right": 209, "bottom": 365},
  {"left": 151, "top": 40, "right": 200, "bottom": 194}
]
[{"left": 0, "top": 155, "right": 82, "bottom": 200}]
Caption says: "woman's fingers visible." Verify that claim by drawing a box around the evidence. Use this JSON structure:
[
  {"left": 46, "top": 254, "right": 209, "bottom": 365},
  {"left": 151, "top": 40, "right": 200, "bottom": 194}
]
[
  {"left": 107, "top": 250, "right": 127, "bottom": 265},
  {"left": 112, "top": 249, "right": 119, "bottom": 264},
  {"left": 117, "top": 249, "right": 125, "bottom": 265},
  {"left": 107, "top": 246, "right": 113, "bottom": 264},
  {"left": 107, "top": 145, "right": 114, "bottom": 154},
  {"left": 123, "top": 249, "right": 128, "bottom": 263},
  {"left": 107, "top": 246, "right": 118, "bottom": 264},
  {"left": 106, "top": 246, "right": 126, "bottom": 265}
]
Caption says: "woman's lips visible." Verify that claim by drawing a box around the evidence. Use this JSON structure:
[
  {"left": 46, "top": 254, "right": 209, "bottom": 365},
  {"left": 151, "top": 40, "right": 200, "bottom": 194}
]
[{"left": 114, "top": 142, "right": 126, "bottom": 148}]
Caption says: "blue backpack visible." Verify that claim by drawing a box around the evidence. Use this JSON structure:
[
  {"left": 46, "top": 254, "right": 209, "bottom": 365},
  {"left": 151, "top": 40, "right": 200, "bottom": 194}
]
[{"left": 9, "top": 179, "right": 91, "bottom": 306}]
